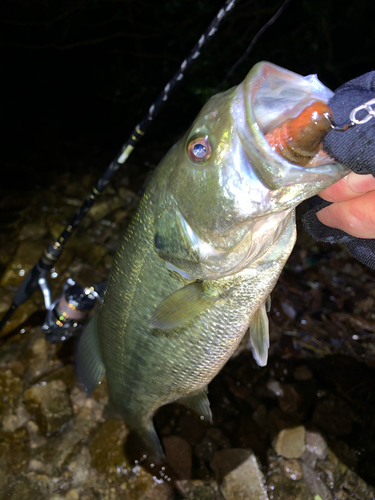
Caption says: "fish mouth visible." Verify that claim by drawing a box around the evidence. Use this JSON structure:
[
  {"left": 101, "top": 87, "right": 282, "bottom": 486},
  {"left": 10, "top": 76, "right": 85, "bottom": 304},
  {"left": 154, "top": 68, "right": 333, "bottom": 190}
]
[{"left": 239, "top": 62, "right": 349, "bottom": 191}]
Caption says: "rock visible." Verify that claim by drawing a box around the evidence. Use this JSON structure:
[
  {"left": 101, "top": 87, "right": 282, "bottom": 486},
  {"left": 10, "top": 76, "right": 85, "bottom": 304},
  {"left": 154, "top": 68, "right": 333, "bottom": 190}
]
[
  {"left": 0, "top": 368, "right": 24, "bottom": 421},
  {"left": 305, "top": 431, "right": 328, "bottom": 460},
  {"left": 0, "top": 427, "right": 30, "bottom": 476},
  {"left": 18, "top": 222, "right": 48, "bottom": 241},
  {"left": 0, "top": 240, "right": 45, "bottom": 287},
  {"left": 339, "top": 468, "right": 375, "bottom": 500},
  {"left": 222, "top": 452, "right": 268, "bottom": 500},
  {"left": 210, "top": 448, "right": 252, "bottom": 483},
  {"left": 266, "top": 380, "right": 284, "bottom": 397},
  {"left": 312, "top": 397, "right": 353, "bottom": 436},
  {"left": 33, "top": 406, "right": 99, "bottom": 470},
  {"left": 176, "top": 479, "right": 220, "bottom": 499},
  {"left": 211, "top": 449, "right": 268, "bottom": 500},
  {"left": 267, "top": 473, "right": 313, "bottom": 500},
  {"left": 21, "top": 333, "right": 61, "bottom": 382},
  {"left": 2, "top": 404, "right": 29, "bottom": 432},
  {"left": 315, "top": 460, "right": 339, "bottom": 490},
  {"left": 278, "top": 385, "right": 302, "bottom": 414},
  {"left": 67, "top": 446, "right": 95, "bottom": 487},
  {"left": 6, "top": 477, "right": 43, "bottom": 500},
  {"left": 89, "top": 419, "right": 130, "bottom": 480},
  {"left": 70, "top": 386, "right": 105, "bottom": 421},
  {"left": 293, "top": 365, "right": 313, "bottom": 380},
  {"left": 280, "top": 458, "right": 303, "bottom": 481},
  {"left": 0, "top": 299, "right": 39, "bottom": 337},
  {"left": 163, "top": 435, "right": 192, "bottom": 479},
  {"left": 24, "top": 379, "right": 73, "bottom": 435},
  {"left": 39, "top": 364, "right": 76, "bottom": 391},
  {"left": 273, "top": 426, "right": 306, "bottom": 459},
  {"left": 301, "top": 462, "right": 333, "bottom": 500},
  {"left": 195, "top": 428, "right": 231, "bottom": 462}
]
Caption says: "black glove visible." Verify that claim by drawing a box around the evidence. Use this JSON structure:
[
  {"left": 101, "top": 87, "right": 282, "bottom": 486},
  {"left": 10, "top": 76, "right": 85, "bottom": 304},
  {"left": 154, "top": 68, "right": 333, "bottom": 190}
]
[{"left": 303, "top": 71, "right": 375, "bottom": 270}]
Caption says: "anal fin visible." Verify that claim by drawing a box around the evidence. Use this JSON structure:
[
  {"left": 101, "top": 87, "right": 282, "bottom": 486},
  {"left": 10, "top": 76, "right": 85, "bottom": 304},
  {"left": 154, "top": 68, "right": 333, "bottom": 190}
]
[
  {"left": 178, "top": 387, "right": 212, "bottom": 423},
  {"left": 249, "top": 300, "right": 270, "bottom": 367},
  {"left": 76, "top": 313, "right": 106, "bottom": 395},
  {"left": 149, "top": 281, "right": 220, "bottom": 330}
]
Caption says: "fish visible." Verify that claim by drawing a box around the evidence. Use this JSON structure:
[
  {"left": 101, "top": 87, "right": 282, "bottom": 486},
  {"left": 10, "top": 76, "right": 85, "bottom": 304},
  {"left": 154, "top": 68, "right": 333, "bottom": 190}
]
[{"left": 76, "top": 61, "right": 348, "bottom": 463}]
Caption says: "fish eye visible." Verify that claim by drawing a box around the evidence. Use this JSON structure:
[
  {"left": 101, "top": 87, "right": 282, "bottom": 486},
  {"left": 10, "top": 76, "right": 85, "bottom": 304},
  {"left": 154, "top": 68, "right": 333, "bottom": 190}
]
[{"left": 187, "top": 136, "right": 212, "bottom": 163}]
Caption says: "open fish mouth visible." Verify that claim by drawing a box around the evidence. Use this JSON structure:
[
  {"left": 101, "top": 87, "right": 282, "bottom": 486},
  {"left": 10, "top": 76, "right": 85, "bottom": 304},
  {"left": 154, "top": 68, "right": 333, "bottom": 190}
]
[{"left": 237, "top": 62, "right": 349, "bottom": 190}]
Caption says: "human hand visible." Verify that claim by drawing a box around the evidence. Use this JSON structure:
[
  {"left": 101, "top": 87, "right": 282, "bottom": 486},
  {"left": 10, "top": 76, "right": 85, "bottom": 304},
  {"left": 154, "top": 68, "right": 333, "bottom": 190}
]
[{"left": 317, "top": 172, "right": 375, "bottom": 238}]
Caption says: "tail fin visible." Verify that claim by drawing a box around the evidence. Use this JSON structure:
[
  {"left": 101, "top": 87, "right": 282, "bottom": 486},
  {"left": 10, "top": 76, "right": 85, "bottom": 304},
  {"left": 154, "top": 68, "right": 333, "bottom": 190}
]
[{"left": 76, "top": 314, "right": 106, "bottom": 395}]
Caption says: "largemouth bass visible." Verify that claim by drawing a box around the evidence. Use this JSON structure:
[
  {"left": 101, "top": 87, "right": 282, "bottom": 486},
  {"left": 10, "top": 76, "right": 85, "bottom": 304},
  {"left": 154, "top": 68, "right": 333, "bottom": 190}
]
[{"left": 77, "top": 62, "right": 348, "bottom": 462}]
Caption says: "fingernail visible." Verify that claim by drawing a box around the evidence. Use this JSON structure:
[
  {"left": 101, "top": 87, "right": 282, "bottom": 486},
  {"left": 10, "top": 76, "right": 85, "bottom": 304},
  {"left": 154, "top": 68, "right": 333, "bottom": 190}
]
[{"left": 347, "top": 172, "right": 375, "bottom": 194}]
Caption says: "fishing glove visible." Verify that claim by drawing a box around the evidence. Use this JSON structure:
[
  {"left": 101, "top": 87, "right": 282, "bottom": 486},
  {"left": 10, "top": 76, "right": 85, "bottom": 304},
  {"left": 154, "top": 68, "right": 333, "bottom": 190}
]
[{"left": 303, "top": 71, "right": 375, "bottom": 269}]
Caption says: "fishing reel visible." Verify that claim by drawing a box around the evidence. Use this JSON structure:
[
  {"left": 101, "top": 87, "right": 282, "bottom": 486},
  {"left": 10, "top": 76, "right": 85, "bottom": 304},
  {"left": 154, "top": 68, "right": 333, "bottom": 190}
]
[{"left": 41, "top": 278, "right": 107, "bottom": 343}]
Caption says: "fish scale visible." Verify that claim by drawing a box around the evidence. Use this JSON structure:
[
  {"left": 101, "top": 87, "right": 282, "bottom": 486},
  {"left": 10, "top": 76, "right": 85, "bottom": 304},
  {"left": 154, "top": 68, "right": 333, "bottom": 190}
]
[{"left": 76, "top": 62, "right": 348, "bottom": 463}]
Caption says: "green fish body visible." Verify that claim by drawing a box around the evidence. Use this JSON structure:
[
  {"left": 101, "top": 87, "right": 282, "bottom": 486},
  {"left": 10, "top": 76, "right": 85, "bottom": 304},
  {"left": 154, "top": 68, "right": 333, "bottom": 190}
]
[{"left": 77, "top": 62, "right": 348, "bottom": 462}]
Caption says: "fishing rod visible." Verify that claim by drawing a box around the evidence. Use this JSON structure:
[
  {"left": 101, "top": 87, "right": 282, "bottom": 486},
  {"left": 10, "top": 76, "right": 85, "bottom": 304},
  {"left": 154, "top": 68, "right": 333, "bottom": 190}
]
[{"left": 0, "top": 0, "right": 239, "bottom": 340}]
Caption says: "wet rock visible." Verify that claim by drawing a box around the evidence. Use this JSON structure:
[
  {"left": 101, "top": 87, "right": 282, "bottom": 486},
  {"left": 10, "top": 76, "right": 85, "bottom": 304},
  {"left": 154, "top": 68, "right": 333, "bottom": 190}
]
[
  {"left": 0, "top": 427, "right": 30, "bottom": 476},
  {"left": 18, "top": 222, "right": 48, "bottom": 241},
  {"left": 305, "top": 430, "right": 327, "bottom": 460},
  {"left": 266, "top": 380, "right": 284, "bottom": 397},
  {"left": 212, "top": 450, "right": 268, "bottom": 500},
  {"left": 2, "top": 403, "right": 29, "bottom": 432},
  {"left": 0, "top": 368, "right": 24, "bottom": 421},
  {"left": 176, "top": 479, "right": 220, "bottom": 499},
  {"left": 278, "top": 384, "right": 302, "bottom": 414},
  {"left": 163, "top": 435, "right": 192, "bottom": 479},
  {"left": 70, "top": 386, "right": 106, "bottom": 422},
  {"left": 315, "top": 459, "right": 339, "bottom": 490},
  {"left": 280, "top": 458, "right": 303, "bottom": 481},
  {"left": 34, "top": 406, "right": 98, "bottom": 470},
  {"left": 273, "top": 426, "right": 306, "bottom": 459},
  {"left": 21, "top": 332, "right": 61, "bottom": 381},
  {"left": 67, "top": 445, "right": 95, "bottom": 488},
  {"left": 339, "top": 468, "right": 375, "bottom": 500},
  {"left": 6, "top": 477, "right": 43, "bottom": 500},
  {"left": 267, "top": 473, "right": 313, "bottom": 500},
  {"left": 0, "top": 240, "right": 45, "bottom": 287},
  {"left": 0, "top": 299, "right": 39, "bottom": 337},
  {"left": 195, "top": 427, "right": 231, "bottom": 462},
  {"left": 293, "top": 365, "right": 313, "bottom": 380},
  {"left": 89, "top": 419, "right": 130, "bottom": 480},
  {"left": 88, "top": 196, "right": 125, "bottom": 221},
  {"left": 24, "top": 379, "right": 73, "bottom": 435},
  {"left": 210, "top": 448, "right": 252, "bottom": 483},
  {"left": 267, "top": 407, "right": 300, "bottom": 433},
  {"left": 312, "top": 396, "right": 353, "bottom": 436},
  {"left": 39, "top": 364, "right": 76, "bottom": 391},
  {"left": 301, "top": 462, "right": 333, "bottom": 500}
]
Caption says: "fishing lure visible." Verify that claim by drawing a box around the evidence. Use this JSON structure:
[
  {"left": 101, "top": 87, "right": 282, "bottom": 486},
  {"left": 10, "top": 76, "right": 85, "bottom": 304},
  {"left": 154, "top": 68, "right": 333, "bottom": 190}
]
[{"left": 265, "top": 101, "right": 333, "bottom": 166}]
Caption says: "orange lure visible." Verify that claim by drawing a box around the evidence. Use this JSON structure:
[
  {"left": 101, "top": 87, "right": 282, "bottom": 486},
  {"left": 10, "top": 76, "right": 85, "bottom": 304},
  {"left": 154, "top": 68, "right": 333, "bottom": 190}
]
[{"left": 265, "top": 101, "right": 333, "bottom": 166}]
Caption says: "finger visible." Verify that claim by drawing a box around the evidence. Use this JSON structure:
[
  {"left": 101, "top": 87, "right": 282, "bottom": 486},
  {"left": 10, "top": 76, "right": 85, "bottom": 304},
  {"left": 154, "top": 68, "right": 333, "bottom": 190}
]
[
  {"left": 317, "top": 190, "right": 375, "bottom": 239},
  {"left": 319, "top": 172, "right": 375, "bottom": 203}
]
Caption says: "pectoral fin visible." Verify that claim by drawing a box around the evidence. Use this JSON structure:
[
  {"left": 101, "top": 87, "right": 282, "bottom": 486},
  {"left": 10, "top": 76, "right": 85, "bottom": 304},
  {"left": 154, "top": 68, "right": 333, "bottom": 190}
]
[
  {"left": 249, "top": 301, "right": 270, "bottom": 367},
  {"left": 76, "top": 314, "right": 106, "bottom": 395},
  {"left": 178, "top": 387, "right": 212, "bottom": 423},
  {"left": 149, "top": 281, "right": 220, "bottom": 330}
]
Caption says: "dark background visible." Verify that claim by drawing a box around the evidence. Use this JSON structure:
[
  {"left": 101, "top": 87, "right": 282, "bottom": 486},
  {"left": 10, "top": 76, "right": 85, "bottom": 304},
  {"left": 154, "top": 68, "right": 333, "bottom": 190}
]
[{"left": 1, "top": 0, "right": 375, "bottom": 191}]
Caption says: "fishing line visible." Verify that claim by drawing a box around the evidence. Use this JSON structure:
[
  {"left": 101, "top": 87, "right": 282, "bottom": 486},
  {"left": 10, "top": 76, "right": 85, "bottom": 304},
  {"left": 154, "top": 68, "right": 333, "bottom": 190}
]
[
  {"left": 218, "top": 0, "right": 292, "bottom": 89},
  {"left": 0, "top": 0, "right": 240, "bottom": 336}
]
